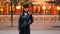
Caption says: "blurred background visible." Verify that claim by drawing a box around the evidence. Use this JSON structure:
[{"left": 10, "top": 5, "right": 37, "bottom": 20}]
[
  {"left": 0, "top": 0, "right": 60, "bottom": 34},
  {"left": 0, "top": 0, "right": 60, "bottom": 15}
]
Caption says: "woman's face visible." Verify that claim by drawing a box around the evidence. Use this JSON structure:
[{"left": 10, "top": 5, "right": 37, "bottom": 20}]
[{"left": 24, "top": 8, "right": 29, "bottom": 12}]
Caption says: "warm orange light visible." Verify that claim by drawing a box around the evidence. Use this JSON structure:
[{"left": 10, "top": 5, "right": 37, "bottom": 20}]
[
  {"left": 42, "top": 5, "right": 46, "bottom": 10},
  {"left": 33, "top": 5, "right": 37, "bottom": 10},
  {"left": 33, "top": 5, "right": 37, "bottom": 13},
  {"left": 37, "top": 6, "right": 40, "bottom": 13},
  {"left": 16, "top": 5, "right": 21, "bottom": 9},
  {"left": 47, "top": 6, "right": 51, "bottom": 10},
  {"left": 15, "top": 5, "right": 22, "bottom": 14},
  {"left": 48, "top": 6, "right": 51, "bottom": 9},
  {"left": 0, "top": 8, "right": 3, "bottom": 12},
  {"left": 57, "top": 6, "right": 60, "bottom": 10}
]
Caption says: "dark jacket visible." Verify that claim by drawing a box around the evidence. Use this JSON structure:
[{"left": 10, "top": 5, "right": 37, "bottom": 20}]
[{"left": 18, "top": 12, "right": 33, "bottom": 30}]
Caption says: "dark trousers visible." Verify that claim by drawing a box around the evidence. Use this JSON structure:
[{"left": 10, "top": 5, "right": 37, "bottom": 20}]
[{"left": 19, "top": 29, "right": 30, "bottom": 34}]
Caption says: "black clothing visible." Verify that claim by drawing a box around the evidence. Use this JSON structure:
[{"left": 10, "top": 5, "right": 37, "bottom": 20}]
[{"left": 18, "top": 12, "right": 33, "bottom": 34}]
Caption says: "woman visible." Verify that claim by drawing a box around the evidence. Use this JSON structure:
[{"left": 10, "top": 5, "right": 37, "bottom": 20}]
[{"left": 18, "top": 4, "right": 33, "bottom": 34}]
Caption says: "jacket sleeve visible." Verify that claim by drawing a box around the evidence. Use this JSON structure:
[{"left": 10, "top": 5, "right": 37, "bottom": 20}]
[{"left": 27, "top": 14, "right": 33, "bottom": 26}]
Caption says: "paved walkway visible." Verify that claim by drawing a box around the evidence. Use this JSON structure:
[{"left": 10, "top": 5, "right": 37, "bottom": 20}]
[{"left": 0, "top": 30, "right": 60, "bottom": 34}]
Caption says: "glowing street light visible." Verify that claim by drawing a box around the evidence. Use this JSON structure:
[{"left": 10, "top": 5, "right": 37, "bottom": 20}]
[
  {"left": 48, "top": 6, "right": 51, "bottom": 9},
  {"left": 57, "top": 6, "right": 60, "bottom": 10},
  {"left": 42, "top": 5, "right": 46, "bottom": 14},
  {"left": 42, "top": 5, "right": 46, "bottom": 10},
  {"left": 16, "top": 5, "right": 21, "bottom": 9}
]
